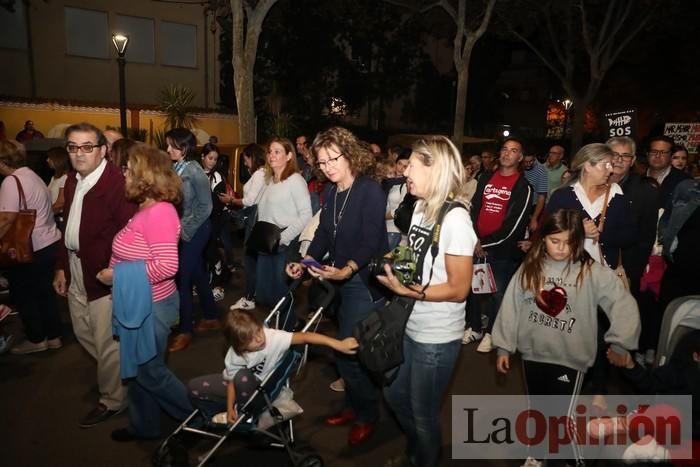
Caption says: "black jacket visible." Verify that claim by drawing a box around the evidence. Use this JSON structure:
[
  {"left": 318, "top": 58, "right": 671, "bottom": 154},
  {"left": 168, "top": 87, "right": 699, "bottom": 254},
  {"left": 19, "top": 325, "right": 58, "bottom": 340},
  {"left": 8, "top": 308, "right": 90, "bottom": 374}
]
[
  {"left": 659, "top": 166, "right": 691, "bottom": 207},
  {"left": 620, "top": 173, "right": 660, "bottom": 296},
  {"left": 471, "top": 170, "right": 533, "bottom": 259}
]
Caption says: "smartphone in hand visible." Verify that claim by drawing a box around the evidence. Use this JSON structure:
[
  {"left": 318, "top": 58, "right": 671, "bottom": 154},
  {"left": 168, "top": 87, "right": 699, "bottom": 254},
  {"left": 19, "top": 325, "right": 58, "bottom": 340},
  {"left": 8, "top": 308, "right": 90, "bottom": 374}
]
[{"left": 300, "top": 258, "right": 324, "bottom": 269}]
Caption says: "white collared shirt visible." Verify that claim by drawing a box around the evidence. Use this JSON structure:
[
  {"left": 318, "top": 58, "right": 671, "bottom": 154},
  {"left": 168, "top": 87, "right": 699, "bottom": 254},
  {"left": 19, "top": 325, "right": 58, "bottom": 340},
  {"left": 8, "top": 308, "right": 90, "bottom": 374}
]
[
  {"left": 572, "top": 181, "right": 624, "bottom": 266},
  {"left": 64, "top": 158, "right": 108, "bottom": 251},
  {"left": 647, "top": 165, "right": 671, "bottom": 185}
]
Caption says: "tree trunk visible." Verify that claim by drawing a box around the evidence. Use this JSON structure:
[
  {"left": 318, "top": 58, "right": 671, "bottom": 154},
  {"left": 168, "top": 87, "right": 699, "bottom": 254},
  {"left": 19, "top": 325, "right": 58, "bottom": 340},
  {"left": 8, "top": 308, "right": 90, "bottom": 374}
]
[
  {"left": 234, "top": 66, "right": 256, "bottom": 143},
  {"left": 452, "top": 66, "right": 468, "bottom": 148},
  {"left": 569, "top": 98, "right": 587, "bottom": 154}
]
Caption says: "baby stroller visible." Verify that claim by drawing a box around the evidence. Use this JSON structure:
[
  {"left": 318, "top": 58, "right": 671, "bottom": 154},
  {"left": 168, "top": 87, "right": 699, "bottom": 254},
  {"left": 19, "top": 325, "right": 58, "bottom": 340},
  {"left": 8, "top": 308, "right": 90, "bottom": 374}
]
[
  {"left": 655, "top": 295, "right": 700, "bottom": 367},
  {"left": 154, "top": 278, "right": 335, "bottom": 467}
]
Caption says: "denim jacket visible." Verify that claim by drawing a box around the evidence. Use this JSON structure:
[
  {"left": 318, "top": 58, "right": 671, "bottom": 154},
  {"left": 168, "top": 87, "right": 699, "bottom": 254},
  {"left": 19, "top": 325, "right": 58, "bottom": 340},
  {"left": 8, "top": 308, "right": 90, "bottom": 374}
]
[
  {"left": 660, "top": 179, "right": 700, "bottom": 261},
  {"left": 177, "top": 161, "right": 213, "bottom": 241}
]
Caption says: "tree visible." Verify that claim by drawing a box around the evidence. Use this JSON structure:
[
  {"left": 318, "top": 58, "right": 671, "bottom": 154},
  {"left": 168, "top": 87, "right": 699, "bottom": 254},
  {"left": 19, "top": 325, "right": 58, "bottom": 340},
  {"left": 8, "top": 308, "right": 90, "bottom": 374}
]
[
  {"left": 387, "top": 0, "right": 497, "bottom": 146},
  {"left": 209, "top": 0, "right": 279, "bottom": 144},
  {"left": 503, "top": 0, "right": 656, "bottom": 152}
]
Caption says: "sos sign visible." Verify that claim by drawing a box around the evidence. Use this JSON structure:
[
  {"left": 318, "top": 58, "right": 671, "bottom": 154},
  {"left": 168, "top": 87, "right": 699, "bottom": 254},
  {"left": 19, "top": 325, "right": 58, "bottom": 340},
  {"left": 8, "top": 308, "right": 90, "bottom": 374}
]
[{"left": 602, "top": 108, "right": 637, "bottom": 139}]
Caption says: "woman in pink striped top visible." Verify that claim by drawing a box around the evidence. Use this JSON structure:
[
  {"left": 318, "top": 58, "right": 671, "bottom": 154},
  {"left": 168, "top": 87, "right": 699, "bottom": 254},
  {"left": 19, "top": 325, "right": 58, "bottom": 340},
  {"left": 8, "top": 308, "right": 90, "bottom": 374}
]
[{"left": 97, "top": 143, "right": 194, "bottom": 441}]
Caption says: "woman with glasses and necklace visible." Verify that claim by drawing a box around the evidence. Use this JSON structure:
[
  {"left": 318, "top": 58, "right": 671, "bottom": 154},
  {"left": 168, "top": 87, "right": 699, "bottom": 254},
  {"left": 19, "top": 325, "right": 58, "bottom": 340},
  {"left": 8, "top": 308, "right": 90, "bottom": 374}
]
[{"left": 286, "top": 127, "right": 388, "bottom": 446}]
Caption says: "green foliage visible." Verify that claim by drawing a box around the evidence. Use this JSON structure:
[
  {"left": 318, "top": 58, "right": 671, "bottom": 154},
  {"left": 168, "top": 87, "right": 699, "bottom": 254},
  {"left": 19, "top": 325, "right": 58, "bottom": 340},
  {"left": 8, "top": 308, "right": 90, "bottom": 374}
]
[
  {"left": 262, "top": 112, "right": 296, "bottom": 140},
  {"left": 158, "top": 84, "right": 198, "bottom": 130}
]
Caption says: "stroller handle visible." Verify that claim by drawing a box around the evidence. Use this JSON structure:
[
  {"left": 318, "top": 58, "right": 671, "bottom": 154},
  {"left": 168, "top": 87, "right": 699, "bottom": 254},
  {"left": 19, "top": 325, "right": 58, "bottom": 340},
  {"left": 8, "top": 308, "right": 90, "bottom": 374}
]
[{"left": 316, "top": 278, "right": 336, "bottom": 309}]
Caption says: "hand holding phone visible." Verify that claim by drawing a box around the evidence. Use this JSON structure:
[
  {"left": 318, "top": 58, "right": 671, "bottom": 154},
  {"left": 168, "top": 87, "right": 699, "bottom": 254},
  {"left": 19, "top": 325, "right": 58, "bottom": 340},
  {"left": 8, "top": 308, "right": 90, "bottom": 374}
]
[{"left": 300, "top": 258, "right": 323, "bottom": 269}]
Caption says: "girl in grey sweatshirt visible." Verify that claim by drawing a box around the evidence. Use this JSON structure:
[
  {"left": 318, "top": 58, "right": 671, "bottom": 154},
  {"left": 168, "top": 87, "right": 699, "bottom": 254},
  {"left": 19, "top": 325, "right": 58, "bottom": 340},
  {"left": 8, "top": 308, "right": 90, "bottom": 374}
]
[{"left": 492, "top": 208, "right": 640, "bottom": 464}]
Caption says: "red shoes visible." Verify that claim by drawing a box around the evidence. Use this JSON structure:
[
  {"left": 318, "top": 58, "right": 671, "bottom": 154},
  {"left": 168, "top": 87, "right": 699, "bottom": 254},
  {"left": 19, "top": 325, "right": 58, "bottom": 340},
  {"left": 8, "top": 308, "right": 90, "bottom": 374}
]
[
  {"left": 348, "top": 422, "right": 375, "bottom": 445},
  {"left": 325, "top": 408, "right": 356, "bottom": 426},
  {"left": 326, "top": 409, "right": 375, "bottom": 445}
]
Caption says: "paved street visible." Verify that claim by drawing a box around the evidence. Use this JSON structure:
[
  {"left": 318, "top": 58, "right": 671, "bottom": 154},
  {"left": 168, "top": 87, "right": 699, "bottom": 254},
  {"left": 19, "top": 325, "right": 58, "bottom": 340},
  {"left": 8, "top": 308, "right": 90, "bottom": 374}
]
[{"left": 1, "top": 266, "right": 617, "bottom": 467}]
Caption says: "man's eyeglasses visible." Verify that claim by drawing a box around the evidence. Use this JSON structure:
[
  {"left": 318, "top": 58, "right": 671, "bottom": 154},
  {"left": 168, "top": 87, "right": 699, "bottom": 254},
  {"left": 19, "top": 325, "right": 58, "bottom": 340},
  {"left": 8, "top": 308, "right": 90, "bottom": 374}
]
[
  {"left": 66, "top": 143, "right": 102, "bottom": 154},
  {"left": 648, "top": 149, "right": 672, "bottom": 157},
  {"left": 612, "top": 152, "right": 635, "bottom": 162},
  {"left": 316, "top": 153, "right": 344, "bottom": 169}
]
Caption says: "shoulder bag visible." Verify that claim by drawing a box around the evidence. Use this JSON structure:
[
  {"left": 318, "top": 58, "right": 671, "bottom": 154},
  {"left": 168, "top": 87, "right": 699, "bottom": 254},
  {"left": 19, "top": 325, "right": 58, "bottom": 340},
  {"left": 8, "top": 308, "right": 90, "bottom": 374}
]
[
  {"left": 245, "top": 182, "right": 282, "bottom": 255},
  {"left": 597, "top": 185, "right": 630, "bottom": 290},
  {"left": 0, "top": 175, "right": 36, "bottom": 267}
]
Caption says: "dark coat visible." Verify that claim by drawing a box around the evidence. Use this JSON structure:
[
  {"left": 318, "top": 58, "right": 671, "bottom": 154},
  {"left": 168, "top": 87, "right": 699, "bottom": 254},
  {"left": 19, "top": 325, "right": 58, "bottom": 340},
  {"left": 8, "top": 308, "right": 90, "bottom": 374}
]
[{"left": 659, "top": 166, "right": 691, "bottom": 207}]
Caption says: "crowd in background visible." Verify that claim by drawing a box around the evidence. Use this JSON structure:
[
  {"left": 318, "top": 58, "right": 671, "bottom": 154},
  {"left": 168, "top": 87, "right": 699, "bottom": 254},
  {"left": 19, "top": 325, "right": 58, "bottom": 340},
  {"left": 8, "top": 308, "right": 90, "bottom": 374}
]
[{"left": 0, "top": 121, "right": 698, "bottom": 467}]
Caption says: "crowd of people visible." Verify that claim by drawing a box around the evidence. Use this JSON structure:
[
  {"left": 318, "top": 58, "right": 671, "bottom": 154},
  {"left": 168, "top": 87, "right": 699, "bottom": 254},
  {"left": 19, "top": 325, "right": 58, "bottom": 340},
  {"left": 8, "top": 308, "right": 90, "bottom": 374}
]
[{"left": 0, "top": 121, "right": 698, "bottom": 467}]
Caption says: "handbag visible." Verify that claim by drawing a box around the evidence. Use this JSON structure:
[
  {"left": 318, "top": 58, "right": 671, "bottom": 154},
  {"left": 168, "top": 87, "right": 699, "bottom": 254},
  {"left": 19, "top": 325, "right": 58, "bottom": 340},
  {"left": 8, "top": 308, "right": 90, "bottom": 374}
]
[
  {"left": 246, "top": 221, "right": 282, "bottom": 255},
  {"left": 354, "top": 200, "right": 463, "bottom": 384},
  {"left": 243, "top": 183, "right": 282, "bottom": 255},
  {"left": 597, "top": 186, "right": 629, "bottom": 290},
  {"left": 472, "top": 259, "right": 497, "bottom": 294},
  {"left": 0, "top": 175, "right": 36, "bottom": 267}
]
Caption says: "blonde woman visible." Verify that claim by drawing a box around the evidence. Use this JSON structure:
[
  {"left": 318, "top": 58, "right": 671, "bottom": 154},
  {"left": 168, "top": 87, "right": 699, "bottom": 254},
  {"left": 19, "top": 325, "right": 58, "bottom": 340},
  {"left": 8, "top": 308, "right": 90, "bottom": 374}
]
[{"left": 376, "top": 135, "right": 477, "bottom": 467}]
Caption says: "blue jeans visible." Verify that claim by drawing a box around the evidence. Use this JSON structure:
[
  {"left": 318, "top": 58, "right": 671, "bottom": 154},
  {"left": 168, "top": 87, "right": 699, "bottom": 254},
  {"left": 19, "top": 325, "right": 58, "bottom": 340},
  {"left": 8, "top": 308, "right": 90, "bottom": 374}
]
[
  {"left": 384, "top": 335, "right": 461, "bottom": 467},
  {"left": 336, "top": 274, "right": 381, "bottom": 423},
  {"left": 178, "top": 220, "right": 218, "bottom": 333},
  {"left": 128, "top": 292, "right": 194, "bottom": 437},
  {"left": 254, "top": 243, "right": 297, "bottom": 331},
  {"left": 387, "top": 232, "right": 402, "bottom": 251},
  {"left": 469, "top": 257, "right": 519, "bottom": 333}
]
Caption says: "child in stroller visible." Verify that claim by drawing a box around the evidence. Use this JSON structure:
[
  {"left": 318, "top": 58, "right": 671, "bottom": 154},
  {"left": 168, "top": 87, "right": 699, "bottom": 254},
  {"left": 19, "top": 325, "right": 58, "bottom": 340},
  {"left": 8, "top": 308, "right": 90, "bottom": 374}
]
[{"left": 189, "top": 308, "right": 358, "bottom": 424}]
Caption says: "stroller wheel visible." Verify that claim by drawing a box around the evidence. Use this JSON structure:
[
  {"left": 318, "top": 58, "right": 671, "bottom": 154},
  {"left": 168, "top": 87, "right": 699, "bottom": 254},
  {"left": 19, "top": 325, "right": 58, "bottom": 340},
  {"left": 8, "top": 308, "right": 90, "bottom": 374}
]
[{"left": 293, "top": 452, "right": 323, "bottom": 467}]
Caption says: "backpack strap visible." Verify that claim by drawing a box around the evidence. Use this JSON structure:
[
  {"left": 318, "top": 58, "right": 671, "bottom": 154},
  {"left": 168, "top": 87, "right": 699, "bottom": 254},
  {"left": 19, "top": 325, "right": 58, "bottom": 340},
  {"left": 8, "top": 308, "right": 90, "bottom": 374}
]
[{"left": 421, "top": 199, "right": 465, "bottom": 292}]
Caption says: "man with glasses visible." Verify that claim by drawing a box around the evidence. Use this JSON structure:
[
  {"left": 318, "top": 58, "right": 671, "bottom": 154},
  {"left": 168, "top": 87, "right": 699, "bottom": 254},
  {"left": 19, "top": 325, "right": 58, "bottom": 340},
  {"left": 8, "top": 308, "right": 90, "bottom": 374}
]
[
  {"left": 53, "top": 123, "right": 137, "bottom": 428},
  {"left": 467, "top": 138, "right": 533, "bottom": 352},
  {"left": 646, "top": 135, "right": 690, "bottom": 206},
  {"left": 545, "top": 144, "right": 567, "bottom": 194},
  {"left": 607, "top": 136, "right": 661, "bottom": 365}
]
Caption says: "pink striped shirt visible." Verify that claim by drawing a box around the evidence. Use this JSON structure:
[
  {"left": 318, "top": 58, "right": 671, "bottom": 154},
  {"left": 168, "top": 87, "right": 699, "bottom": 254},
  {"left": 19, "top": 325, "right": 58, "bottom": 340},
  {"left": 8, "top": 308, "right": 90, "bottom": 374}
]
[{"left": 110, "top": 202, "right": 181, "bottom": 302}]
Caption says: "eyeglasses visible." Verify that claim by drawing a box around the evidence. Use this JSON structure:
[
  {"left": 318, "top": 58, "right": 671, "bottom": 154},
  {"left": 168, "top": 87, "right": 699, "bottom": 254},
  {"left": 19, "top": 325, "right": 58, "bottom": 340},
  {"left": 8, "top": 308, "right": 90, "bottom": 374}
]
[
  {"left": 612, "top": 152, "right": 635, "bottom": 162},
  {"left": 66, "top": 143, "right": 102, "bottom": 154},
  {"left": 648, "top": 150, "right": 672, "bottom": 157},
  {"left": 316, "top": 153, "right": 344, "bottom": 169},
  {"left": 597, "top": 161, "right": 614, "bottom": 170}
]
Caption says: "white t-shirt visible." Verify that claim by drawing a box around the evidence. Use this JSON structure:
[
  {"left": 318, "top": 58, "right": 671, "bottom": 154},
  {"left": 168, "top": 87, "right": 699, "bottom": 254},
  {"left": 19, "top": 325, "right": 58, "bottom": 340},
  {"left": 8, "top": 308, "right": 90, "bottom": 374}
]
[
  {"left": 385, "top": 182, "right": 407, "bottom": 234},
  {"left": 47, "top": 174, "right": 67, "bottom": 205},
  {"left": 222, "top": 328, "right": 293, "bottom": 382},
  {"left": 405, "top": 205, "right": 477, "bottom": 344},
  {"left": 242, "top": 168, "right": 266, "bottom": 207}
]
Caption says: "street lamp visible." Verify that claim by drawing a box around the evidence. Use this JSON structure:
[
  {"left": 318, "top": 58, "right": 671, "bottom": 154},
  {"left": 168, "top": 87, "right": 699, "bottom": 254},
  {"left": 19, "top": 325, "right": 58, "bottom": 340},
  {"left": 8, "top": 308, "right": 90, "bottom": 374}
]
[
  {"left": 112, "top": 34, "right": 129, "bottom": 136},
  {"left": 561, "top": 98, "right": 573, "bottom": 139}
]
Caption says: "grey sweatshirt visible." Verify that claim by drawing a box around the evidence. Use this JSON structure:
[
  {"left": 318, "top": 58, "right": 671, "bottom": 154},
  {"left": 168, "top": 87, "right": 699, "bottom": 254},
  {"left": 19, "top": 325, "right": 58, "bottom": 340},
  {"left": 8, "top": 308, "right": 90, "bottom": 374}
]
[{"left": 492, "top": 258, "right": 640, "bottom": 372}]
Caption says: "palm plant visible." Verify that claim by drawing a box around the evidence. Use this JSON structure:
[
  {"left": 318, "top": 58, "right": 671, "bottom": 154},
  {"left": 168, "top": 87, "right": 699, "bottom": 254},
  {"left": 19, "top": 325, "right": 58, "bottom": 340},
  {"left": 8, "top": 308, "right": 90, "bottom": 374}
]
[{"left": 159, "top": 84, "right": 198, "bottom": 130}]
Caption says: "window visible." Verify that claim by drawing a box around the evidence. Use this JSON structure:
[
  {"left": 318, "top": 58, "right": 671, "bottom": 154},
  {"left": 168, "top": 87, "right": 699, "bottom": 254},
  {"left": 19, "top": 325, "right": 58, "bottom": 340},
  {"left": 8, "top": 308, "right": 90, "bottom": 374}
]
[
  {"left": 160, "top": 21, "right": 196, "bottom": 68},
  {"left": 0, "top": 2, "right": 28, "bottom": 50},
  {"left": 64, "top": 7, "right": 109, "bottom": 59},
  {"left": 114, "top": 15, "right": 155, "bottom": 64}
]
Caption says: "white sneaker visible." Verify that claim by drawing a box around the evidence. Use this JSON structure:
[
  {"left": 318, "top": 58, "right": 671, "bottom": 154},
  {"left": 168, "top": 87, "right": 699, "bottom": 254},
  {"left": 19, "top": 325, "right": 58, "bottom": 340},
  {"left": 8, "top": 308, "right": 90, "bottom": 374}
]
[
  {"left": 644, "top": 349, "right": 655, "bottom": 366},
  {"left": 212, "top": 287, "right": 225, "bottom": 302},
  {"left": 476, "top": 333, "right": 493, "bottom": 353},
  {"left": 462, "top": 328, "right": 483, "bottom": 344},
  {"left": 520, "top": 457, "right": 543, "bottom": 467},
  {"left": 634, "top": 352, "right": 646, "bottom": 368},
  {"left": 230, "top": 297, "right": 255, "bottom": 310}
]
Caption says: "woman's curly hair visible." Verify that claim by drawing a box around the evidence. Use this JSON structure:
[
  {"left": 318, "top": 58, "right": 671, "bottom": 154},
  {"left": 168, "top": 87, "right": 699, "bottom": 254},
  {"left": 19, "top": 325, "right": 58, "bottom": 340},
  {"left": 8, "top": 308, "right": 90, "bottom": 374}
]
[{"left": 310, "top": 127, "right": 379, "bottom": 181}]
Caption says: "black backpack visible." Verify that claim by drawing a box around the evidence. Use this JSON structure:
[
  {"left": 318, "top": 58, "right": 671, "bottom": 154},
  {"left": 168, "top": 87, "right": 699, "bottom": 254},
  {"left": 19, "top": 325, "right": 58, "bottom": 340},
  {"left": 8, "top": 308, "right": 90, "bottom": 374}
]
[{"left": 393, "top": 190, "right": 417, "bottom": 235}]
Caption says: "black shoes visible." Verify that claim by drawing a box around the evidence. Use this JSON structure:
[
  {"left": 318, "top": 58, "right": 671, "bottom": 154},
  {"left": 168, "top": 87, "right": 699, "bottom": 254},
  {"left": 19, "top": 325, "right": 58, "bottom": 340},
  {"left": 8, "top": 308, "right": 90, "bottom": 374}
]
[{"left": 79, "top": 403, "right": 125, "bottom": 428}]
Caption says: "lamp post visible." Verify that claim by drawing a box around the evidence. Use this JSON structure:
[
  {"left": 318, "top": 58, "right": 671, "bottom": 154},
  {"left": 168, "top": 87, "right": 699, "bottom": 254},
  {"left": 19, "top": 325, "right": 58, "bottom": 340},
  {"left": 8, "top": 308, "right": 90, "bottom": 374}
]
[
  {"left": 112, "top": 34, "right": 129, "bottom": 136},
  {"left": 561, "top": 98, "right": 573, "bottom": 140}
]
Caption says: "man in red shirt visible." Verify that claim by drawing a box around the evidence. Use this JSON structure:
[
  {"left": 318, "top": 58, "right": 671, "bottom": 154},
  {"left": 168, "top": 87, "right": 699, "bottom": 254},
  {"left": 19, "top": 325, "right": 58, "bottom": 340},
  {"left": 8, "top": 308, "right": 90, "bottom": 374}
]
[{"left": 466, "top": 138, "right": 533, "bottom": 352}]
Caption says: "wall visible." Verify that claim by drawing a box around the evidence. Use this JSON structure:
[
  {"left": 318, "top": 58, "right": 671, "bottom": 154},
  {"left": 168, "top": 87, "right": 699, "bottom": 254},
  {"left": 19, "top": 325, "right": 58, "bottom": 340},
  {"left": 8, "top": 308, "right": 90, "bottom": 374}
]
[{"left": 0, "top": 0, "right": 218, "bottom": 108}]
